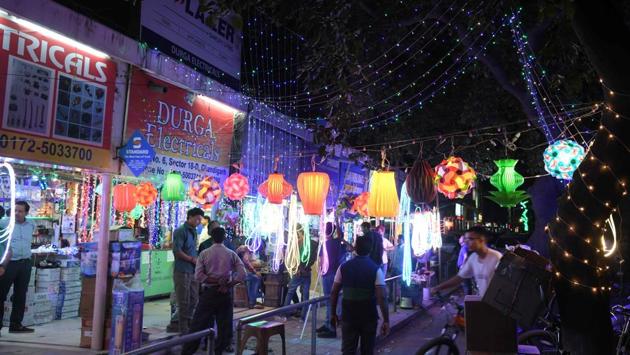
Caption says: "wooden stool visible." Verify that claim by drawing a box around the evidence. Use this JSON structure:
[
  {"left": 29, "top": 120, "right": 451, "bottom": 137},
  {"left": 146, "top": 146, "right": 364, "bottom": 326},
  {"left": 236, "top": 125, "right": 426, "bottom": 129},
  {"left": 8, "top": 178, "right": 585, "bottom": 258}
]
[{"left": 237, "top": 321, "right": 286, "bottom": 355}]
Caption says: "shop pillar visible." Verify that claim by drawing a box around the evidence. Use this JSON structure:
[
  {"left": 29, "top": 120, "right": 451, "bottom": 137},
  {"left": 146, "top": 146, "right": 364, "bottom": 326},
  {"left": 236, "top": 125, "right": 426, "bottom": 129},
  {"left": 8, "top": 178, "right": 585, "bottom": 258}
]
[{"left": 91, "top": 173, "right": 112, "bottom": 350}]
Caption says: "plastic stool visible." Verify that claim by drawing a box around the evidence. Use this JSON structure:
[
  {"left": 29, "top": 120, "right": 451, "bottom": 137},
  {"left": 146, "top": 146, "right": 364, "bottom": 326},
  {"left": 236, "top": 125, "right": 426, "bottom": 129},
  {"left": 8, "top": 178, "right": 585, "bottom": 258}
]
[{"left": 237, "top": 320, "right": 286, "bottom": 355}]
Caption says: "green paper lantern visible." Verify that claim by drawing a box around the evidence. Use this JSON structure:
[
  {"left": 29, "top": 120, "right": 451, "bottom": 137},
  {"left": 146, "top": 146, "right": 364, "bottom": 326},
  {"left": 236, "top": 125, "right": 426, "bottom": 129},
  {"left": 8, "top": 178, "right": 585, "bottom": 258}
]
[
  {"left": 486, "top": 159, "right": 529, "bottom": 207},
  {"left": 130, "top": 205, "right": 144, "bottom": 220},
  {"left": 162, "top": 172, "right": 186, "bottom": 201}
]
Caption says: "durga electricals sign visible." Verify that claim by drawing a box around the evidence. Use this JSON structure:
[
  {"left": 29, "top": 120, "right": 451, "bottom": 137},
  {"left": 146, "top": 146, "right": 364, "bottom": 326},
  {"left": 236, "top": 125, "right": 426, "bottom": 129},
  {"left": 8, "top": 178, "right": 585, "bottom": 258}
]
[
  {"left": 124, "top": 69, "right": 237, "bottom": 182},
  {"left": 0, "top": 13, "right": 117, "bottom": 171}
]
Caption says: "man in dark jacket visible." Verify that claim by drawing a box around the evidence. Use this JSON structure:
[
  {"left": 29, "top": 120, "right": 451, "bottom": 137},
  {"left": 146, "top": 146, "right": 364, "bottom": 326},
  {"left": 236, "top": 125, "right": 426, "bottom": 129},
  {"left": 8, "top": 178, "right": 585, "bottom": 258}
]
[
  {"left": 361, "top": 222, "right": 383, "bottom": 269},
  {"left": 331, "top": 235, "right": 389, "bottom": 354}
]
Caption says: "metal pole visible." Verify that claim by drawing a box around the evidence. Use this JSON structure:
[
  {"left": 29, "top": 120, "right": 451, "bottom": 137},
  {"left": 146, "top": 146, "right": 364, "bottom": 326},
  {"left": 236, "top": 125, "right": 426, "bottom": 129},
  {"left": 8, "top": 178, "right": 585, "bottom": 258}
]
[
  {"left": 311, "top": 301, "right": 318, "bottom": 355},
  {"left": 236, "top": 325, "right": 242, "bottom": 355},
  {"left": 91, "top": 173, "right": 111, "bottom": 350},
  {"left": 393, "top": 278, "right": 397, "bottom": 313},
  {"left": 207, "top": 332, "right": 214, "bottom": 355}
]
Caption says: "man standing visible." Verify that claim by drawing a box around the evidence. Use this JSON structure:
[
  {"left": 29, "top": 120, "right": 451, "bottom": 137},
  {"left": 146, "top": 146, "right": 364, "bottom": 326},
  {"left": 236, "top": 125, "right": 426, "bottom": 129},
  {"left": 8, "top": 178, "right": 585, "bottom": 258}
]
[
  {"left": 284, "top": 228, "right": 318, "bottom": 320},
  {"left": 318, "top": 222, "right": 347, "bottom": 339},
  {"left": 361, "top": 222, "right": 384, "bottom": 272},
  {"left": 182, "top": 227, "right": 246, "bottom": 355},
  {"left": 198, "top": 220, "right": 220, "bottom": 254},
  {"left": 331, "top": 235, "right": 389, "bottom": 355},
  {"left": 172, "top": 207, "right": 204, "bottom": 334},
  {"left": 197, "top": 216, "right": 211, "bottom": 247},
  {"left": 432, "top": 226, "right": 502, "bottom": 297},
  {"left": 0, "top": 201, "right": 36, "bottom": 334}
]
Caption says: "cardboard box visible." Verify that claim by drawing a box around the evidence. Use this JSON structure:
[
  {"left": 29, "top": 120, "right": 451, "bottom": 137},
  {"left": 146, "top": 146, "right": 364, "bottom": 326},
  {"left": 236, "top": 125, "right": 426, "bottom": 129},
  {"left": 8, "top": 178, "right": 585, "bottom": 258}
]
[
  {"left": 109, "top": 241, "right": 142, "bottom": 278},
  {"left": 81, "top": 317, "right": 112, "bottom": 349},
  {"left": 61, "top": 267, "right": 81, "bottom": 281},
  {"left": 80, "top": 276, "right": 113, "bottom": 318},
  {"left": 109, "top": 290, "right": 144, "bottom": 353},
  {"left": 59, "top": 259, "right": 80, "bottom": 268},
  {"left": 33, "top": 292, "right": 49, "bottom": 303},
  {"left": 64, "top": 285, "right": 82, "bottom": 294},
  {"left": 33, "top": 300, "right": 52, "bottom": 313},
  {"left": 36, "top": 279, "right": 60, "bottom": 289},
  {"left": 64, "top": 291, "right": 81, "bottom": 301},
  {"left": 34, "top": 311, "right": 53, "bottom": 325},
  {"left": 36, "top": 268, "right": 61, "bottom": 282}
]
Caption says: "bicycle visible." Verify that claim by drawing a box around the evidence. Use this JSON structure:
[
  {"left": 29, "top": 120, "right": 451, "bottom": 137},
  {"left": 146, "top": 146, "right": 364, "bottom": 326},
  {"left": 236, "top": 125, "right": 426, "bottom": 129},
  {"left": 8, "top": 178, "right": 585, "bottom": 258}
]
[
  {"left": 611, "top": 304, "right": 630, "bottom": 354},
  {"left": 415, "top": 294, "right": 465, "bottom": 355}
]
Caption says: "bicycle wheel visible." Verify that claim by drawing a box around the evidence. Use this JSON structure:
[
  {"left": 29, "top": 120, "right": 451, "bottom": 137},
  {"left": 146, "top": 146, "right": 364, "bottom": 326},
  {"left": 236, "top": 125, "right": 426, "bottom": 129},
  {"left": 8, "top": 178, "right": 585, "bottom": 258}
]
[
  {"left": 518, "top": 329, "right": 560, "bottom": 355},
  {"left": 415, "top": 336, "right": 460, "bottom": 355}
]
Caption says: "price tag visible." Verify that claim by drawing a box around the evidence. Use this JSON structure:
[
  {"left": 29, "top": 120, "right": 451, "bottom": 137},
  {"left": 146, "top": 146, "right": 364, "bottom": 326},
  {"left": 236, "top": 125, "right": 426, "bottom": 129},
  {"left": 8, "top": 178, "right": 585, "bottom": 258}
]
[{"left": 166, "top": 252, "right": 174, "bottom": 262}]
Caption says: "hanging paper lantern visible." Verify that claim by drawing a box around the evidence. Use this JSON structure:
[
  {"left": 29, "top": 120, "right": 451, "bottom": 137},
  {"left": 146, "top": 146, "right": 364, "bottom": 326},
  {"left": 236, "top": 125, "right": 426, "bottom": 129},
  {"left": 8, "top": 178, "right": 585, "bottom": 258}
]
[
  {"left": 113, "top": 183, "right": 137, "bottom": 212},
  {"left": 162, "top": 172, "right": 186, "bottom": 201},
  {"left": 189, "top": 176, "right": 222, "bottom": 210},
  {"left": 258, "top": 173, "right": 293, "bottom": 204},
  {"left": 486, "top": 159, "right": 529, "bottom": 207},
  {"left": 130, "top": 205, "right": 144, "bottom": 220},
  {"left": 543, "top": 139, "right": 585, "bottom": 180},
  {"left": 411, "top": 208, "right": 442, "bottom": 256},
  {"left": 297, "top": 171, "right": 330, "bottom": 215},
  {"left": 351, "top": 192, "right": 370, "bottom": 217},
  {"left": 223, "top": 173, "right": 250, "bottom": 200},
  {"left": 368, "top": 171, "right": 399, "bottom": 218},
  {"left": 434, "top": 156, "right": 476, "bottom": 199},
  {"left": 135, "top": 181, "right": 158, "bottom": 207},
  {"left": 406, "top": 158, "right": 436, "bottom": 205}
]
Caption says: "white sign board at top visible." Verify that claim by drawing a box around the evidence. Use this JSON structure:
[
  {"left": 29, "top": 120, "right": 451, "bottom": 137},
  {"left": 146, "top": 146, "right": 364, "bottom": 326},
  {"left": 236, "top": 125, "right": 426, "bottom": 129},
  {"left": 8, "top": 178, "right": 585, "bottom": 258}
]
[{"left": 141, "top": 0, "right": 242, "bottom": 90}]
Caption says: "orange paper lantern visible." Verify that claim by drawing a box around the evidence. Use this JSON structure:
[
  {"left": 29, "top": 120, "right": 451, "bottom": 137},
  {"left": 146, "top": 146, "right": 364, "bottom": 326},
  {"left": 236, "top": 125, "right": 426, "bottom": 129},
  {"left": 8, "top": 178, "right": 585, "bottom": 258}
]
[
  {"left": 368, "top": 171, "right": 399, "bottom": 218},
  {"left": 297, "top": 172, "right": 330, "bottom": 215},
  {"left": 352, "top": 192, "right": 370, "bottom": 217},
  {"left": 223, "top": 173, "right": 250, "bottom": 200},
  {"left": 134, "top": 181, "right": 158, "bottom": 207},
  {"left": 113, "top": 183, "right": 137, "bottom": 212},
  {"left": 258, "top": 173, "right": 293, "bottom": 204}
]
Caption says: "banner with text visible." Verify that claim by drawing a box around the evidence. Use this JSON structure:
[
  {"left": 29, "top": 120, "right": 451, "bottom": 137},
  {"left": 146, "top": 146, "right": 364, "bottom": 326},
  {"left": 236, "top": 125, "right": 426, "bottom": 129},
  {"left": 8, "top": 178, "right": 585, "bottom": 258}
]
[
  {"left": 0, "top": 15, "right": 117, "bottom": 171},
  {"left": 141, "top": 0, "right": 242, "bottom": 90},
  {"left": 124, "top": 70, "right": 237, "bottom": 183}
]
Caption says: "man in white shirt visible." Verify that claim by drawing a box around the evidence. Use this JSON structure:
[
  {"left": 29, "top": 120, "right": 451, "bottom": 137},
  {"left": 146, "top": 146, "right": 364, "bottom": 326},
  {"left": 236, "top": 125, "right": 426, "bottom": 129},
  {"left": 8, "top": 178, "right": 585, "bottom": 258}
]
[{"left": 431, "top": 226, "right": 502, "bottom": 297}]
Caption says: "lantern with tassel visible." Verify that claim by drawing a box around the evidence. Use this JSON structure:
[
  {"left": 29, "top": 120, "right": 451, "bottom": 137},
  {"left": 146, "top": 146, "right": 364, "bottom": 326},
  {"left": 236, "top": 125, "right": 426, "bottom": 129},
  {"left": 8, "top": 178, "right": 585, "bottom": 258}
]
[
  {"left": 224, "top": 173, "right": 250, "bottom": 201},
  {"left": 368, "top": 171, "right": 399, "bottom": 218},
  {"left": 135, "top": 181, "right": 158, "bottom": 207},
  {"left": 113, "top": 183, "right": 137, "bottom": 212},
  {"left": 258, "top": 173, "right": 293, "bottom": 204},
  {"left": 162, "top": 172, "right": 186, "bottom": 201},
  {"left": 297, "top": 170, "right": 330, "bottom": 215},
  {"left": 434, "top": 156, "right": 476, "bottom": 199},
  {"left": 351, "top": 192, "right": 370, "bottom": 217},
  {"left": 406, "top": 158, "right": 436, "bottom": 205}
]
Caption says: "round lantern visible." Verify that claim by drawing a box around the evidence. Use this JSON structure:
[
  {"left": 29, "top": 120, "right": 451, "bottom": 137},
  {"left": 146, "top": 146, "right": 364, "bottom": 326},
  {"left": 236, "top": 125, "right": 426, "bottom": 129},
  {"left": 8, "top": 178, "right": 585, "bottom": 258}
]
[
  {"left": 162, "top": 172, "right": 186, "bottom": 201},
  {"left": 434, "top": 156, "right": 476, "bottom": 199},
  {"left": 297, "top": 171, "right": 330, "bottom": 215},
  {"left": 406, "top": 158, "right": 436, "bottom": 205},
  {"left": 368, "top": 171, "right": 400, "bottom": 218},
  {"left": 189, "top": 177, "right": 222, "bottom": 210},
  {"left": 352, "top": 192, "right": 370, "bottom": 217},
  {"left": 134, "top": 181, "right": 158, "bottom": 207},
  {"left": 258, "top": 173, "right": 293, "bottom": 204},
  {"left": 543, "top": 139, "right": 585, "bottom": 180},
  {"left": 223, "top": 173, "right": 250, "bottom": 201},
  {"left": 113, "top": 183, "right": 137, "bottom": 212}
]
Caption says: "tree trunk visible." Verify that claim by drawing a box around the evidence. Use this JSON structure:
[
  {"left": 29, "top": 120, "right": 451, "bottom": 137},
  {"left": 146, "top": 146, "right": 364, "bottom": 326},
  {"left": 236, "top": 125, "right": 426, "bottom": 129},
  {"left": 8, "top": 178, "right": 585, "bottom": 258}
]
[
  {"left": 526, "top": 176, "right": 564, "bottom": 258},
  {"left": 546, "top": 1, "right": 630, "bottom": 353}
]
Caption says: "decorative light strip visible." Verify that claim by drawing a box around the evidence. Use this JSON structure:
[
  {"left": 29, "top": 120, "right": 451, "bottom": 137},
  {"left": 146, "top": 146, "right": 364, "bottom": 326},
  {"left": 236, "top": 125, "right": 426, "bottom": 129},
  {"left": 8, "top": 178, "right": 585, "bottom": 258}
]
[{"left": 0, "top": 161, "right": 16, "bottom": 265}]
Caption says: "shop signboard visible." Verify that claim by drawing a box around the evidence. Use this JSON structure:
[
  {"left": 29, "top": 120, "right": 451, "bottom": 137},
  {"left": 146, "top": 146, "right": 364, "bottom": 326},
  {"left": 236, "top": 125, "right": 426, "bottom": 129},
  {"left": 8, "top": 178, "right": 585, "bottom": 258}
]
[
  {"left": 124, "top": 69, "right": 237, "bottom": 183},
  {"left": 119, "top": 130, "right": 156, "bottom": 176},
  {"left": 0, "top": 15, "right": 117, "bottom": 171},
  {"left": 140, "top": 0, "right": 242, "bottom": 90}
]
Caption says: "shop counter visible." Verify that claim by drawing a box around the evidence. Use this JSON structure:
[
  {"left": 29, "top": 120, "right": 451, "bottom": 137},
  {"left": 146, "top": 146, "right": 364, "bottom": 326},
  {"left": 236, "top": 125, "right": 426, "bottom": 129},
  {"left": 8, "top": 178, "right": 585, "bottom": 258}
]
[{"left": 140, "top": 249, "right": 174, "bottom": 298}]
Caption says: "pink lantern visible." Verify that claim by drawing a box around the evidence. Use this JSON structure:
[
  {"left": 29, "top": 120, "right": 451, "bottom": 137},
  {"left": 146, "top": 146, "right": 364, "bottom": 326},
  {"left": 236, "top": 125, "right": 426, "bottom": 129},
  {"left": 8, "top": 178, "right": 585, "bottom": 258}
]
[{"left": 223, "top": 173, "right": 250, "bottom": 200}]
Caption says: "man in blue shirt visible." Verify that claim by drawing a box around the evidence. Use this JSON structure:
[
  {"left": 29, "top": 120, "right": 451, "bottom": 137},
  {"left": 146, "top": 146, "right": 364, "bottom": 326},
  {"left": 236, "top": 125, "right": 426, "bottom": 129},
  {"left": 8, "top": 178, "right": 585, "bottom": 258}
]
[
  {"left": 331, "top": 235, "right": 389, "bottom": 354},
  {"left": 0, "top": 201, "right": 36, "bottom": 335},
  {"left": 172, "top": 207, "right": 204, "bottom": 334}
]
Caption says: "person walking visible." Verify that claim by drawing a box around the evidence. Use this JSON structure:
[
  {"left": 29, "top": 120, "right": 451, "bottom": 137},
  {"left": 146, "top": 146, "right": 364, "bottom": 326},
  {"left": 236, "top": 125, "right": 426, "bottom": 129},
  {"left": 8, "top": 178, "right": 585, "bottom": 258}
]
[
  {"left": 284, "top": 227, "right": 318, "bottom": 320},
  {"left": 330, "top": 235, "right": 389, "bottom": 355},
  {"left": 0, "top": 201, "right": 35, "bottom": 335},
  {"left": 172, "top": 207, "right": 204, "bottom": 334},
  {"left": 182, "top": 227, "right": 246, "bottom": 355},
  {"left": 318, "top": 222, "right": 348, "bottom": 339}
]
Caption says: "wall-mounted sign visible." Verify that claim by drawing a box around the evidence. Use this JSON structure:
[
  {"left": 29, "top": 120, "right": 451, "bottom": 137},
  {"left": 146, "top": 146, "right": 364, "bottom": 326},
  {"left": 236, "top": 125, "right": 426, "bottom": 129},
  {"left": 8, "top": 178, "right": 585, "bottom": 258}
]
[
  {"left": 140, "top": 0, "right": 242, "bottom": 90},
  {"left": 124, "top": 69, "right": 238, "bottom": 183},
  {"left": 119, "top": 130, "right": 156, "bottom": 177},
  {"left": 0, "top": 14, "right": 117, "bottom": 171}
]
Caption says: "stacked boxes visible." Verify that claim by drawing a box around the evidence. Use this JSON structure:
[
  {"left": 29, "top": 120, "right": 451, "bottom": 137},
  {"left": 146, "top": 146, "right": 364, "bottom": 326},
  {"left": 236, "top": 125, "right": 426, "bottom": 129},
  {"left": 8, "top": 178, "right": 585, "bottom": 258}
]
[
  {"left": 80, "top": 276, "right": 113, "bottom": 349},
  {"left": 56, "top": 267, "right": 81, "bottom": 319},
  {"left": 34, "top": 268, "right": 59, "bottom": 324},
  {"left": 109, "top": 290, "right": 144, "bottom": 354},
  {"left": 3, "top": 268, "right": 52, "bottom": 327}
]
